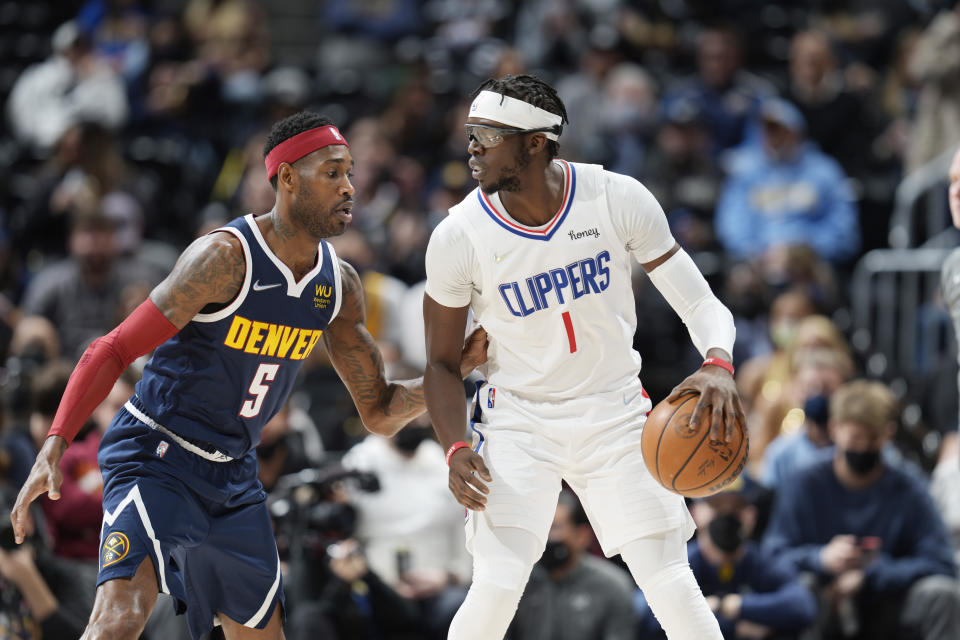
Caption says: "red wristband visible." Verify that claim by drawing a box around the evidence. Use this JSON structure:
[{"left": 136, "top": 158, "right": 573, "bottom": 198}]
[
  {"left": 702, "top": 357, "right": 735, "bottom": 376},
  {"left": 445, "top": 441, "right": 471, "bottom": 466}
]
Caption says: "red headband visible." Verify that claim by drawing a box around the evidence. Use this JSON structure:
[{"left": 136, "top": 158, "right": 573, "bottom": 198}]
[{"left": 264, "top": 125, "right": 349, "bottom": 180}]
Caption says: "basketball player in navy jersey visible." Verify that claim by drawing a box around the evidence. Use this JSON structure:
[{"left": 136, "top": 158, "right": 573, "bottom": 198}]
[
  {"left": 11, "top": 112, "right": 487, "bottom": 640},
  {"left": 423, "top": 75, "right": 744, "bottom": 639}
]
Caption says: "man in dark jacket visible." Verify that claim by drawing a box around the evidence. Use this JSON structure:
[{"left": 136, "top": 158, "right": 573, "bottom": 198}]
[
  {"left": 639, "top": 474, "right": 816, "bottom": 639},
  {"left": 763, "top": 380, "right": 960, "bottom": 640}
]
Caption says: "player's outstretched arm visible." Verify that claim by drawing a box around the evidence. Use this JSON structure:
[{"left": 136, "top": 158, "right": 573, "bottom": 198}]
[
  {"left": 423, "top": 294, "right": 492, "bottom": 511},
  {"left": 11, "top": 232, "right": 246, "bottom": 544},
  {"left": 324, "top": 260, "right": 487, "bottom": 437}
]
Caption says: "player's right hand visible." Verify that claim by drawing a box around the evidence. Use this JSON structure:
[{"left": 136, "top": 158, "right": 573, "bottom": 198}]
[
  {"left": 11, "top": 436, "right": 66, "bottom": 544},
  {"left": 448, "top": 448, "right": 491, "bottom": 511}
]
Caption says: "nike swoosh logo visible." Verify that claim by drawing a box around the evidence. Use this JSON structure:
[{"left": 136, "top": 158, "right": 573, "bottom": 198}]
[
  {"left": 252, "top": 280, "right": 282, "bottom": 292},
  {"left": 495, "top": 252, "right": 510, "bottom": 263},
  {"left": 624, "top": 391, "right": 642, "bottom": 405}
]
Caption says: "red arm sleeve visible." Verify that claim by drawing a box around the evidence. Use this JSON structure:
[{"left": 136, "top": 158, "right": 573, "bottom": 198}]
[{"left": 48, "top": 298, "right": 179, "bottom": 444}]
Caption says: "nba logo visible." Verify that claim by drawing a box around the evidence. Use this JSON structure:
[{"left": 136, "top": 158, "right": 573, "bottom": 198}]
[
  {"left": 155, "top": 441, "right": 169, "bottom": 458},
  {"left": 330, "top": 126, "right": 342, "bottom": 140},
  {"left": 487, "top": 387, "right": 496, "bottom": 408}
]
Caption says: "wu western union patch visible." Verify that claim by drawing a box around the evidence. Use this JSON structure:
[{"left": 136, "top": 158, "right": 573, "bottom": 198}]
[{"left": 101, "top": 531, "right": 130, "bottom": 568}]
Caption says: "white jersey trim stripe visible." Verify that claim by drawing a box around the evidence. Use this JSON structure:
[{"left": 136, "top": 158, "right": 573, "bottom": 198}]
[
  {"left": 243, "top": 553, "right": 282, "bottom": 627},
  {"left": 327, "top": 241, "right": 343, "bottom": 322},
  {"left": 102, "top": 484, "right": 170, "bottom": 595},
  {"left": 194, "top": 225, "right": 252, "bottom": 323},
  {"left": 246, "top": 214, "right": 325, "bottom": 297}
]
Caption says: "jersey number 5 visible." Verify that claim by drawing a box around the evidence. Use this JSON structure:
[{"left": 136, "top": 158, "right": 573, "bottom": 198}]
[{"left": 240, "top": 363, "right": 280, "bottom": 418}]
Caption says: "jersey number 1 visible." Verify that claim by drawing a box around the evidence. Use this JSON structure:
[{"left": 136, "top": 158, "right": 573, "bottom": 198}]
[
  {"left": 562, "top": 311, "right": 577, "bottom": 353},
  {"left": 240, "top": 363, "right": 280, "bottom": 418}
]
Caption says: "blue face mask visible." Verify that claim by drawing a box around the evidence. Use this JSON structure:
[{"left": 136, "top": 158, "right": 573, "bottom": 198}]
[{"left": 803, "top": 393, "right": 830, "bottom": 429}]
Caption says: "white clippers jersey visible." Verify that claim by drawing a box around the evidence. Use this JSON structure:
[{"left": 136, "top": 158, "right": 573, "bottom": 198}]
[{"left": 425, "top": 160, "right": 677, "bottom": 399}]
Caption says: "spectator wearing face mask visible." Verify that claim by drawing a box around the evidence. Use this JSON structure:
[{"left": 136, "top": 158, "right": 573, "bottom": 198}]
[
  {"left": 747, "top": 327, "right": 854, "bottom": 471},
  {"left": 763, "top": 380, "right": 960, "bottom": 640},
  {"left": 340, "top": 416, "right": 471, "bottom": 639},
  {"left": 508, "top": 490, "right": 637, "bottom": 640},
  {"left": 638, "top": 474, "right": 816, "bottom": 640},
  {"left": 590, "top": 63, "right": 659, "bottom": 179},
  {"left": 762, "top": 392, "right": 833, "bottom": 490},
  {"left": 762, "top": 386, "right": 929, "bottom": 491}
]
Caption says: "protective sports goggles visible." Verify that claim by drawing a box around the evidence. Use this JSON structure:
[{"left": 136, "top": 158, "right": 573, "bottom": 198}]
[{"left": 464, "top": 124, "right": 557, "bottom": 148}]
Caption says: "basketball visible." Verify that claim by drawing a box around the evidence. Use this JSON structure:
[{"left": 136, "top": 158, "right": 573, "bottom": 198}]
[{"left": 641, "top": 392, "right": 748, "bottom": 498}]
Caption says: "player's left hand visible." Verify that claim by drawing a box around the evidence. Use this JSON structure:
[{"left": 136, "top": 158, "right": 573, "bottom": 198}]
[
  {"left": 665, "top": 363, "right": 744, "bottom": 443},
  {"left": 459, "top": 326, "right": 488, "bottom": 378},
  {"left": 448, "top": 447, "right": 491, "bottom": 511}
]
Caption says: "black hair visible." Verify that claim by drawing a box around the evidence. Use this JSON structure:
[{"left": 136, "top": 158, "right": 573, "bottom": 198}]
[
  {"left": 472, "top": 74, "right": 569, "bottom": 160},
  {"left": 557, "top": 490, "right": 590, "bottom": 527},
  {"left": 263, "top": 111, "right": 336, "bottom": 189}
]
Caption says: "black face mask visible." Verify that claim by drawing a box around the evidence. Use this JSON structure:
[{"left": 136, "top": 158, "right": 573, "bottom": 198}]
[
  {"left": 844, "top": 449, "right": 882, "bottom": 476},
  {"left": 393, "top": 427, "right": 433, "bottom": 454},
  {"left": 538, "top": 540, "right": 572, "bottom": 571},
  {"left": 708, "top": 514, "right": 745, "bottom": 553}
]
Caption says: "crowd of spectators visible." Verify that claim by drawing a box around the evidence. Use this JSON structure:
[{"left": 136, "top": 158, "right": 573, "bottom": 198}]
[{"left": 2, "top": 0, "right": 960, "bottom": 638}]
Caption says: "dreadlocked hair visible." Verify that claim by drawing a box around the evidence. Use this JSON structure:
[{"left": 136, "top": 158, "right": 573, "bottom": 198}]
[
  {"left": 263, "top": 111, "right": 335, "bottom": 189},
  {"left": 472, "top": 74, "right": 569, "bottom": 160}
]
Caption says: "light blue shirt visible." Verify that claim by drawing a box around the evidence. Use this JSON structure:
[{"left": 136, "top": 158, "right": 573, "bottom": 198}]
[{"left": 715, "top": 143, "right": 860, "bottom": 263}]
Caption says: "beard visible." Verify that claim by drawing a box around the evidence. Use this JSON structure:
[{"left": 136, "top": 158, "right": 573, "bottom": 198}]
[
  {"left": 480, "top": 146, "right": 530, "bottom": 195},
  {"left": 291, "top": 182, "right": 348, "bottom": 239}
]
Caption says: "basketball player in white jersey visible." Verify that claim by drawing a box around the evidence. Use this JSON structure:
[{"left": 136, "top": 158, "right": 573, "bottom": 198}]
[{"left": 423, "top": 75, "right": 744, "bottom": 639}]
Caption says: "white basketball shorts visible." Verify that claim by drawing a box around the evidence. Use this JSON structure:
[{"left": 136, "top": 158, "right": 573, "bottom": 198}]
[{"left": 465, "top": 378, "right": 696, "bottom": 557}]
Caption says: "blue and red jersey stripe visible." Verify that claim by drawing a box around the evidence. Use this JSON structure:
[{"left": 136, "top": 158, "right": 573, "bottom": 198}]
[{"left": 476, "top": 160, "right": 577, "bottom": 241}]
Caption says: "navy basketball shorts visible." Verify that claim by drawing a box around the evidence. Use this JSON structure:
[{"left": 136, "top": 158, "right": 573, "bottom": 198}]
[{"left": 97, "top": 406, "right": 284, "bottom": 640}]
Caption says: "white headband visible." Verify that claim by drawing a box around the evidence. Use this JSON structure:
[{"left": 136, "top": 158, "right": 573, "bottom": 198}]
[{"left": 469, "top": 90, "right": 562, "bottom": 140}]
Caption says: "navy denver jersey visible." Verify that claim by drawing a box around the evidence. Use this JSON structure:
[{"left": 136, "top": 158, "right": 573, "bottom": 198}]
[{"left": 134, "top": 214, "right": 342, "bottom": 459}]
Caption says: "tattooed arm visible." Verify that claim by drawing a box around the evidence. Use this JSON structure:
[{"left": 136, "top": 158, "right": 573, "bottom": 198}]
[
  {"left": 11, "top": 232, "right": 246, "bottom": 543},
  {"left": 151, "top": 231, "right": 246, "bottom": 324},
  {"left": 323, "top": 260, "right": 487, "bottom": 437}
]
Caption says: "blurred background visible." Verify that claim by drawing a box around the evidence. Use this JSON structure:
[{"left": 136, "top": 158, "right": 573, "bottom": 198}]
[{"left": 1, "top": 1, "right": 960, "bottom": 639}]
